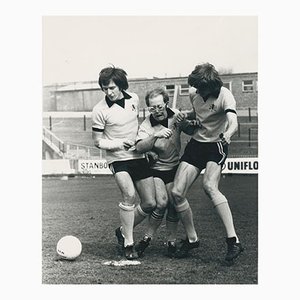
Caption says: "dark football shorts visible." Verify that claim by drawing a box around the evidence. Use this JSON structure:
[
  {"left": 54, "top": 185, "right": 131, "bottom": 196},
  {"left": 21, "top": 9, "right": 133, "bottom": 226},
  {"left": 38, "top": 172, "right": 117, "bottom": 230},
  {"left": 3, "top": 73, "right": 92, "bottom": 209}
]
[
  {"left": 109, "top": 158, "right": 153, "bottom": 181},
  {"left": 151, "top": 165, "right": 179, "bottom": 184},
  {"left": 180, "top": 138, "right": 228, "bottom": 172}
]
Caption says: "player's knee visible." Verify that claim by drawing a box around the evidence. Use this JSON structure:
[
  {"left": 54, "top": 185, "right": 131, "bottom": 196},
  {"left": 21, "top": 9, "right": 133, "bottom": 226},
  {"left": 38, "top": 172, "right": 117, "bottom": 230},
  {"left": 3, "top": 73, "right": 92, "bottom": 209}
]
[
  {"left": 140, "top": 199, "right": 156, "bottom": 214},
  {"left": 171, "top": 187, "right": 184, "bottom": 205},
  {"left": 154, "top": 205, "right": 167, "bottom": 216},
  {"left": 203, "top": 180, "right": 218, "bottom": 198},
  {"left": 156, "top": 194, "right": 168, "bottom": 211},
  {"left": 122, "top": 192, "right": 136, "bottom": 205},
  {"left": 203, "top": 179, "right": 228, "bottom": 207},
  {"left": 211, "top": 194, "right": 228, "bottom": 207}
]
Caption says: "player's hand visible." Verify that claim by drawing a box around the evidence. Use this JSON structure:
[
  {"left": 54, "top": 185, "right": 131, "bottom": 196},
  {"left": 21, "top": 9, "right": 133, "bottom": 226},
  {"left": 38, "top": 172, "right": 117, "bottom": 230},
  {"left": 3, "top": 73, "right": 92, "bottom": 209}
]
[
  {"left": 154, "top": 128, "right": 173, "bottom": 139},
  {"left": 175, "top": 111, "right": 187, "bottom": 122},
  {"left": 219, "top": 133, "right": 231, "bottom": 145},
  {"left": 123, "top": 139, "right": 136, "bottom": 150},
  {"left": 189, "top": 118, "right": 202, "bottom": 128},
  {"left": 145, "top": 151, "right": 159, "bottom": 165}
]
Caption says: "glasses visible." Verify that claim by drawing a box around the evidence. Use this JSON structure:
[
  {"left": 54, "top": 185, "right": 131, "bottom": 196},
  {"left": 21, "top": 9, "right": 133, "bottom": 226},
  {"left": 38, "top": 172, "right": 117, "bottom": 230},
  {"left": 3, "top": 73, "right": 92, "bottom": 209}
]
[{"left": 148, "top": 103, "right": 166, "bottom": 112}]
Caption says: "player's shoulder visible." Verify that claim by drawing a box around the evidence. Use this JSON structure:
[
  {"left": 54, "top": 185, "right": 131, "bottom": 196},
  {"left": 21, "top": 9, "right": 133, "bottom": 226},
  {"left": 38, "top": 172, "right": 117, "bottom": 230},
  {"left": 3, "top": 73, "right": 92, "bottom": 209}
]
[
  {"left": 220, "top": 86, "right": 233, "bottom": 96},
  {"left": 124, "top": 91, "right": 139, "bottom": 108},
  {"left": 189, "top": 87, "right": 198, "bottom": 101},
  {"left": 137, "top": 116, "right": 153, "bottom": 136},
  {"left": 189, "top": 86, "right": 197, "bottom": 94},
  {"left": 219, "top": 86, "right": 235, "bottom": 102},
  {"left": 125, "top": 91, "right": 139, "bottom": 100}
]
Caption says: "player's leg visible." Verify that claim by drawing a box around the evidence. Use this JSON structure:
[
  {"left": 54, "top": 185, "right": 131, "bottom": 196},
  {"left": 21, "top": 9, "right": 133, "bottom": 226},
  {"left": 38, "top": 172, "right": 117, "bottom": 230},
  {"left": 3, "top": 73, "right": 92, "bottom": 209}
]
[
  {"left": 114, "top": 171, "right": 138, "bottom": 259},
  {"left": 166, "top": 182, "right": 179, "bottom": 242},
  {"left": 131, "top": 158, "right": 156, "bottom": 227},
  {"left": 171, "top": 162, "right": 200, "bottom": 258},
  {"left": 136, "top": 177, "right": 168, "bottom": 257},
  {"left": 134, "top": 176, "right": 156, "bottom": 227},
  {"left": 148, "top": 177, "right": 168, "bottom": 237},
  {"left": 203, "top": 161, "right": 237, "bottom": 237},
  {"left": 165, "top": 183, "right": 179, "bottom": 257},
  {"left": 203, "top": 161, "right": 243, "bottom": 261},
  {"left": 171, "top": 162, "right": 199, "bottom": 242}
]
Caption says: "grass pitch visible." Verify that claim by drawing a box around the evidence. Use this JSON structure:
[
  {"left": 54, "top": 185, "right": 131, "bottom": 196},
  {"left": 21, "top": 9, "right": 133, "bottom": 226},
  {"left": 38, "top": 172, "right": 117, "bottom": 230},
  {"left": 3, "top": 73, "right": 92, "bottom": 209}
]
[{"left": 42, "top": 174, "right": 258, "bottom": 284}]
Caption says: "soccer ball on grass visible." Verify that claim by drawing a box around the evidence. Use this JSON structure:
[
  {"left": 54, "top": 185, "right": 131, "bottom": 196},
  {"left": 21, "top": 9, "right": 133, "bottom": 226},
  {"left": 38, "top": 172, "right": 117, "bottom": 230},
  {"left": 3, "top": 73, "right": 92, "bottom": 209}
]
[{"left": 56, "top": 235, "right": 82, "bottom": 260}]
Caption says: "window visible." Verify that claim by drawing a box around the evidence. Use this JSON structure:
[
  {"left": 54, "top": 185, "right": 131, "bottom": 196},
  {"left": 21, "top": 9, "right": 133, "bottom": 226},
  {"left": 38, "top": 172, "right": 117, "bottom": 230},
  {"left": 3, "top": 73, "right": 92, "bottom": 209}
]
[
  {"left": 179, "top": 84, "right": 190, "bottom": 95},
  {"left": 223, "top": 82, "right": 232, "bottom": 91},
  {"left": 165, "top": 84, "right": 175, "bottom": 96},
  {"left": 242, "top": 80, "right": 254, "bottom": 92}
]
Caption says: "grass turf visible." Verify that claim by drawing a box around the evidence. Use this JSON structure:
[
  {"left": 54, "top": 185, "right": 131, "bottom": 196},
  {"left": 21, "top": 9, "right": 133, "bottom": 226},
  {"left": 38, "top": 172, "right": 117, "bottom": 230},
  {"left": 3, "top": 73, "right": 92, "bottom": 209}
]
[{"left": 42, "top": 174, "right": 258, "bottom": 284}]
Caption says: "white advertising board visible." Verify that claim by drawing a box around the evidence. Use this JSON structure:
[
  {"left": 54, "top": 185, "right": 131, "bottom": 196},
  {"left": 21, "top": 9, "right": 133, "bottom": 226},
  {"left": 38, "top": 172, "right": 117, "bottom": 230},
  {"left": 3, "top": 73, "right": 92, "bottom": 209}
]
[
  {"left": 78, "top": 159, "right": 112, "bottom": 174},
  {"left": 221, "top": 157, "right": 258, "bottom": 174},
  {"left": 77, "top": 157, "right": 258, "bottom": 175}
]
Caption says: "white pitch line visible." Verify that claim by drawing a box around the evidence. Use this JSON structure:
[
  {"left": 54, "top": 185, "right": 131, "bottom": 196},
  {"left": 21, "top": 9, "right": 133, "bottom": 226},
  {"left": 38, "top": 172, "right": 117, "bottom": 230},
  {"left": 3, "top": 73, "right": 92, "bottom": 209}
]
[{"left": 102, "top": 260, "right": 141, "bottom": 266}]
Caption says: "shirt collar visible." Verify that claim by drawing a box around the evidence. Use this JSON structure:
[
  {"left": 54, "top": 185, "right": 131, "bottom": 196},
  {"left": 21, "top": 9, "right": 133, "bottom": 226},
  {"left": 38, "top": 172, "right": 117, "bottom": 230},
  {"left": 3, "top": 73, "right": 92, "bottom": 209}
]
[
  {"left": 196, "top": 90, "right": 210, "bottom": 102},
  {"left": 105, "top": 90, "right": 131, "bottom": 108},
  {"left": 196, "top": 89, "right": 220, "bottom": 101},
  {"left": 150, "top": 107, "right": 175, "bottom": 127}
]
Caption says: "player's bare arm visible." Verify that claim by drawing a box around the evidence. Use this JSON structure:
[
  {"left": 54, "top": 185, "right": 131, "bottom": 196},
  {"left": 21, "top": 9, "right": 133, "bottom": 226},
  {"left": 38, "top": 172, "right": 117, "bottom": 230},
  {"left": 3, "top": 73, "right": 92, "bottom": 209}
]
[
  {"left": 136, "top": 128, "right": 173, "bottom": 153},
  {"left": 220, "top": 112, "right": 238, "bottom": 145},
  {"left": 92, "top": 131, "right": 133, "bottom": 151}
]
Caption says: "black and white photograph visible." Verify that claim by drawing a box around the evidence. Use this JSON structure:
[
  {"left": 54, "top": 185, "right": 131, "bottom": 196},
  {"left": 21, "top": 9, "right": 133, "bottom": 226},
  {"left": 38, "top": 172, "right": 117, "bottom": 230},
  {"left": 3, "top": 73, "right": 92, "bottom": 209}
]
[
  {"left": 3, "top": 0, "right": 299, "bottom": 298},
  {"left": 42, "top": 15, "right": 258, "bottom": 284}
]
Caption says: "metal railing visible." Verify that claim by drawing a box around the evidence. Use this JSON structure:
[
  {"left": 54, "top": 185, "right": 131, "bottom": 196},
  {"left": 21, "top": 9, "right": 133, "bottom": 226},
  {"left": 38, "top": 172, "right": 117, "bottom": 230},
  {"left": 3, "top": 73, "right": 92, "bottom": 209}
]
[
  {"left": 64, "top": 143, "right": 103, "bottom": 160},
  {"left": 43, "top": 126, "right": 103, "bottom": 159},
  {"left": 248, "top": 128, "right": 258, "bottom": 147},
  {"left": 42, "top": 127, "right": 65, "bottom": 157},
  {"left": 44, "top": 107, "right": 257, "bottom": 130},
  {"left": 43, "top": 107, "right": 258, "bottom": 160}
]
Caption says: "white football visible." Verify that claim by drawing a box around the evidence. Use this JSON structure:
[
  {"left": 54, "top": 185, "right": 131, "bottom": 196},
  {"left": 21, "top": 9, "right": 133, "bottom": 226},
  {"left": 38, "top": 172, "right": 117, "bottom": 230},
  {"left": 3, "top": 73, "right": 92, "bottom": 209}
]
[{"left": 56, "top": 235, "right": 82, "bottom": 260}]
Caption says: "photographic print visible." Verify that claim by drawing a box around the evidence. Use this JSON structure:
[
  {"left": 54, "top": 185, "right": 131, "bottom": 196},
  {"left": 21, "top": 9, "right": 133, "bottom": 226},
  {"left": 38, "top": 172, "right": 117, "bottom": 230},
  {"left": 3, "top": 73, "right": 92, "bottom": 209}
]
[{"left": 42, "top": 15, "right": 258, "bottom": 285}]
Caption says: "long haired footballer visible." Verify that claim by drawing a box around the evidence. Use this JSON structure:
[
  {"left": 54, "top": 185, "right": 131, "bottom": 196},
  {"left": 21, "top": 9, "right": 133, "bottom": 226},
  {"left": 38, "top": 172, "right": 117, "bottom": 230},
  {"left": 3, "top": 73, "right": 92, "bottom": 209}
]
[
  {"left": 172, "top": 63, "right": 244, "bottom": 261},
  {"left": 92, "top": 66, "right": 156, "bottom": 260}
]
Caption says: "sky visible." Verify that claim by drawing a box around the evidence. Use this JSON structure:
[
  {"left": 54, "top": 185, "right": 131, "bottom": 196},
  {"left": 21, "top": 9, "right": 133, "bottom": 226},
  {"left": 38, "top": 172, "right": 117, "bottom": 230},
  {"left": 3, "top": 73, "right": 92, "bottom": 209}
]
[{"left": 43, "top": 16, "right": 258, "bottom": 85}]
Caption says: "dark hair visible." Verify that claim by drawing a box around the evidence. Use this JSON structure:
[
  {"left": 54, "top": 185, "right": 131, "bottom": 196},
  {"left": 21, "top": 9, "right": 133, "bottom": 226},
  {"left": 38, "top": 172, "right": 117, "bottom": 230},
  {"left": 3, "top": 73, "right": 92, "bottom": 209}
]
[
  {"left": 188, "top": 63, "right": 223, "bottom": 97},
  {"left": 98, "top": 66, "right": 129, "bottom": 90},
  {"left": 145, "top": 87, "right": 169, "bottom": 107}
]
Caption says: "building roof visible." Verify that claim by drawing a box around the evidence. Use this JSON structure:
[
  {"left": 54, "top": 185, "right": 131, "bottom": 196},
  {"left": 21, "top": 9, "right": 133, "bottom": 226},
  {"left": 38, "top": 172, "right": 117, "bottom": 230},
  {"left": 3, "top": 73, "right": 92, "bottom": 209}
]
[
  {"left": 53, "top": 72, "right": 258, "bottom": 92},
  {"left": 57, "top": 82, "right": 99, "bottom": 92}
]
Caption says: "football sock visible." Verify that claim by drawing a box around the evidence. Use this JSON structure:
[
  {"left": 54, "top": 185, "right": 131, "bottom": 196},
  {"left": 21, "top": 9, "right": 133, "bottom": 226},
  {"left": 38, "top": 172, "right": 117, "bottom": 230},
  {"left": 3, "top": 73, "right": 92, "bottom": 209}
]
[
  {"left": 145, "top": 210, "right": 165, "bottom": 238},
  {"left": 166, "top": 215, "right": 179, "bottom": 242},
  {"left": 214, "top": 200, "right": 239, "bottom": 242},
  {"left": 133, "top": 204, "right": 150, "bottom": 227},
  {"left": 166, "top": 203, "right": 179, "bottom": 242},
  {"left": 119, "top": 203, "right": 135, "bottom": 247},
  {"left": 175, "top": 199, "right": 198, "bottom": 243}
]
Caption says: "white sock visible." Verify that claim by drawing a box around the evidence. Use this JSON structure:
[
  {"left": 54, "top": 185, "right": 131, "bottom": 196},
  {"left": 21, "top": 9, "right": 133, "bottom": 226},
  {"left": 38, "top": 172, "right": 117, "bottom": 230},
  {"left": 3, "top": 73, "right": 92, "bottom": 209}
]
[{"left": 119, "top": 203, "right": 135, "bottom": 247}]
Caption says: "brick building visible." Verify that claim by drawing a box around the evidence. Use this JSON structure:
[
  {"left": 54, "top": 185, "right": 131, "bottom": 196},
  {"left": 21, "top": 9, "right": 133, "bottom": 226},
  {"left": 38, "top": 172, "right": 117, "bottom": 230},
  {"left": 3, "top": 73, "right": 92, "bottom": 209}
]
[{"left": 43, "top": 72, "right": 258, "bottom": 112}]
